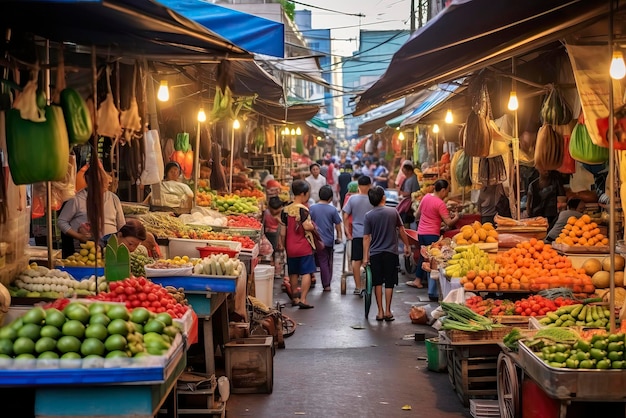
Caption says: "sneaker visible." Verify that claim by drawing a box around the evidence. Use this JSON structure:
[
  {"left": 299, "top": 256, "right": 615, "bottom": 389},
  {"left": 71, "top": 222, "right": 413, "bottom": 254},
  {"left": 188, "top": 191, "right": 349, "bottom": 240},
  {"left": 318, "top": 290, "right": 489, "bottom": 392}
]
[{"left": 353, "top": 288, "right": 362, "bottom": 295}]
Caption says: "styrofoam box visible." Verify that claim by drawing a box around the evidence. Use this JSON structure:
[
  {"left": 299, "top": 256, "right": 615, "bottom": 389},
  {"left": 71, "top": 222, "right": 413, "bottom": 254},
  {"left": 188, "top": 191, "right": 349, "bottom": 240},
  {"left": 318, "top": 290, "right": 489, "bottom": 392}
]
[
  {"left": 168, "top": 238, "right": 242, "bottom": 258},
  {"left": 254, "top": 265, "right": 275, "bottom": 308}
]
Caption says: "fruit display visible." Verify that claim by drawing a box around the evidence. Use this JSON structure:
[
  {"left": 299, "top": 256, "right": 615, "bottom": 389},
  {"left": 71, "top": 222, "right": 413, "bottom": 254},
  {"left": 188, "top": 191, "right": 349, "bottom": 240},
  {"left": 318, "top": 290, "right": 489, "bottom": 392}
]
[
  {"left": 88, "top": 277, "right": 189, "bottom": 318},
  {"left": 493, "top": 239, "right": 594, "bottom": 293},
  {"left": 148, "top": 257, "right": 194, "bottom": 269},
  {"left": 193, "top": 254, "right": 244, "bottom": 277},
  {"left": 579, "top": 255, "right": 626, "bottom": 289},
  {"left": 233, "top": 188, "right": 265, "bottom": 200},
  {"left": 444, "top": 244, "right": 498, "bottom": 278},
  {"left": 57, "top": 241, "right": 104, "bottom": 267},
  {"left": 0, "top": 283, "right": 10, "bottom": 321},
  {"left": 453, "top": 221, "right": 498, "bottom": 245},
  {"left": 554, "top": 214, "right": 609, "bottom": 247},
  {"left": 512, "top": 295, "right": 575, "bottom": 317},
  {"left": 537, "top": 303, "right": 612, "bottom": 329},
  {"left": 130, "top": 253, "right": 155, "bottom": 278},
  {"left": 522, "top": 330, "right": 626, "bottom": 369},
  {"left": 212, "top": 194, "right": 259, "bottom": 215},
  {"left": 9, "top": 264, "right": 107, "bottom": 298},
  {"left": 465, "top": 295, "right": 516, "bottom": 317},
  {"left": 227, "top": 214, "right": 262, "bottom": 230},
  {"left": 0, "top": 302, "right": 180, "bottom": 360}
]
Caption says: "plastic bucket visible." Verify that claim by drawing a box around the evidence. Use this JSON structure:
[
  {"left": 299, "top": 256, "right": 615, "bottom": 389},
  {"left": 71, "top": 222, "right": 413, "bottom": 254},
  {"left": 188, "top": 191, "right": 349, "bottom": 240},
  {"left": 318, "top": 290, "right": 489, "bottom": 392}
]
[
  {"left": 425, "top": 337, "right": 448, "bottom": 372},
  {"left": 254, "top": 265, "right": 275, "bottom": 308}
]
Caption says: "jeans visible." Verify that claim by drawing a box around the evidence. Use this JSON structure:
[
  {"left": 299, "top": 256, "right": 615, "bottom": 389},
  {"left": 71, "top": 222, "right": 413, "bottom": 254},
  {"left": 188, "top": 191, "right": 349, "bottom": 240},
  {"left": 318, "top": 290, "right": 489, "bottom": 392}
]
[
  {"left": 415, "top": 234, "right": 440, "bottom": 298},
  {"left": 316, "top": 246, "right": 334, "bottom": 288}
]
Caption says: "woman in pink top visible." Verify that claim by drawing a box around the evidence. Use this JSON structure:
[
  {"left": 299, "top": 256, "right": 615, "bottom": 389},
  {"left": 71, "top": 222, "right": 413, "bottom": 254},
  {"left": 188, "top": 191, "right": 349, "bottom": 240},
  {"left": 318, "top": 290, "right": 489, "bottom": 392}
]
[{"left": 407, "top": 179, "right": 461, "bottom": 300}]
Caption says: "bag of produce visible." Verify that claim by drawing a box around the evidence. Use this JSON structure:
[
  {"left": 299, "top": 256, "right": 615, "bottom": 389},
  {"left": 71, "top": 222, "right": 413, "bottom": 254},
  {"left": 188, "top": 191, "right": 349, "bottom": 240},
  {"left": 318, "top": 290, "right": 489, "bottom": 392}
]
[{"left": 569, "top": 122, "right": 609, "bottom": 164}]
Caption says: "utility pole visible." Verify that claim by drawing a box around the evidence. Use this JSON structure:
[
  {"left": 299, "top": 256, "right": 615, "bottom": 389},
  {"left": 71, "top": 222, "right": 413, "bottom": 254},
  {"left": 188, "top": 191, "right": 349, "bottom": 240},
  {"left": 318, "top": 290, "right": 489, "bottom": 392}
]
[{"left": 410, "top": 0, "right": 416, "bottom": 33}]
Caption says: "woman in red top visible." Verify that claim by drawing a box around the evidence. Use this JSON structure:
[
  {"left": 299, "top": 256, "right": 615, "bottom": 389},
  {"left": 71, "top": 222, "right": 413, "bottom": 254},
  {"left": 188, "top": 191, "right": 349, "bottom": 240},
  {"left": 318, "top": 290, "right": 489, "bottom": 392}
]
[{"left": 278, "top": 180, "right": 317, "bottom": 309}]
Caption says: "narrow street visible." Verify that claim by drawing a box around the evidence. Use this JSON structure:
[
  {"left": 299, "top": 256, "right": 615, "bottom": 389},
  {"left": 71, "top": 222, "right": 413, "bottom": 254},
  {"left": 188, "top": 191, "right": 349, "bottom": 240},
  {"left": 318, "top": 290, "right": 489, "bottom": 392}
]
[{"left": 225, "top": 245, "right": 472, "bottom": 417}]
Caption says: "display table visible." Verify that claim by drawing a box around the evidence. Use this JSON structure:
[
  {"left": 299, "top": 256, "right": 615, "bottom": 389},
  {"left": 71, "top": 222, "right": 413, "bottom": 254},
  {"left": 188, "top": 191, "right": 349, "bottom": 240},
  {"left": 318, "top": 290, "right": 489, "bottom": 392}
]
[{"left": 0, "top": 341, "right": 186, "bottom": 418}]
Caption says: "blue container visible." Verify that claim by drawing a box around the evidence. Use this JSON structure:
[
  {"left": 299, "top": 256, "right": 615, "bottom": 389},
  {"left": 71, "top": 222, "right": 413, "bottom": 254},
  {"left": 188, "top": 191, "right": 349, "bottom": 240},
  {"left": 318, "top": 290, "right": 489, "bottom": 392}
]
[
  {"left": 149, "top": 275, "right": 237, "bottom": 293},
  {"left": 56, "top": 266, "right": 104, "bottom": 280}
]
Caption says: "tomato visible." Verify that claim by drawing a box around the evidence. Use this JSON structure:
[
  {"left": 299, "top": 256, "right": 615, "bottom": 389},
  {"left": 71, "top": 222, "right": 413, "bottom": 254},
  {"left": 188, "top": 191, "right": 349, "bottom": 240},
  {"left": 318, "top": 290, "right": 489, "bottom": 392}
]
[
  {"left": 152, "top": 301, "right": 161, "bottom": 308},
  {"left": 138, "top": 293, "right": 147, "bottom": 301},
  {"left": 147, "top": 293, "right": 157, "bottom": 302},
  {"left": 515, "top": 307, "right": 523, "bottom": 314},
  {"left": 137, "top": 277, "right": 147, "bottom": 286},
  {"left": 130, "top": 299, "right": 141, "bottom": 308},
  {"left": 124, "top": 286, "right": 136, "bottom": 295},
  {"left": 115, "top": 286, "right": 125, "bottom": 295},
  {"left": 524, "top": 308, "right": 532, "bottom": 316}
]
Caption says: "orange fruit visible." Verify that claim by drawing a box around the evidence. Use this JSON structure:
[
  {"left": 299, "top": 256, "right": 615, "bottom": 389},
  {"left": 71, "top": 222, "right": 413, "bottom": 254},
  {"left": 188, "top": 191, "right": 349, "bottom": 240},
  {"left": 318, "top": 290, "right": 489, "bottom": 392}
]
[{"left": 464, "top": 282, "right": 475, "bottom": 291}]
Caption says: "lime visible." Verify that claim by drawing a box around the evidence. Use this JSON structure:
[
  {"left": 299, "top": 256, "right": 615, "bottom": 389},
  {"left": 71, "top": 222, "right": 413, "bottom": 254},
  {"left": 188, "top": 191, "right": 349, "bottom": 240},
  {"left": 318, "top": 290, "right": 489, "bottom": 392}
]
[
  {"left": 9, "top": 318, "right": 23, "bottom": 331},
  {"left": 106, "top": 350, "right": 129, "bottom": 359},
  {"left": 57, "top": 335, "right": 81, "bottom": 354},
  {"left": 130, "top": 308, "right": 151, "bottom": 324},
  {"left": 22, "top": 307, "right": 46, "bottom": 325},
  {"left": 85, "top": 323, "right": 108, "bottom": 341},
  {"left": 60, "top": 352, "right": 81, "bottom": 360},
  {"left": 81, "top": 338, "right": 105, "bottom": 356},
  {"left": 143, "top": 319, "right": 165, "bottom": 334},
  {"left": 0, "top": 338, "right": 13, "bottom": 356},
  {"left": 15, "top": 353, "right": 36, "bottom": 360},
  {"left": 0, "top": 354, "right": 11, "bottom": 359},
  {"left": 35, "top": 337, "right": 57, "bottom": 354},
  {"left": 17, "top": 323, "right": 41, "bottom": 340},
  {"left": 107, "top": 305, "right": 130, "bottom": 321},
  {"left": 90, "top": 313, "right": 111, "bottom": 327},
  {"left": 0, "top": 326, "right": 17, "bottom": 341},
  {"left": 104, "top": 334, "right": 128, "bottom": 352},
  {"left": 154, "top": 313, "right": 173, "bottom": 327},
  {"left": 108, "top": 319, "right": 130, "bottom": 336},
  {"left": 89, "top": 303, "right": 109, "bottom": 316},
  {"left": 64, "top": 303, "right": 91, "bottom": 324},
  {"left": 44, "top": 308, "right": 66, "bottom": 328},
  {"left": 13, "top": 337, "right": 35, "bottom": 355},
  {"left": 38, "top": 351, "right": 59, "bottom": 359},
  {"left": 62, "top": 320, "right": 86, "bottom": 339},
  {"left": 40, "top": 325, "right": 62, "bottom": 339}
]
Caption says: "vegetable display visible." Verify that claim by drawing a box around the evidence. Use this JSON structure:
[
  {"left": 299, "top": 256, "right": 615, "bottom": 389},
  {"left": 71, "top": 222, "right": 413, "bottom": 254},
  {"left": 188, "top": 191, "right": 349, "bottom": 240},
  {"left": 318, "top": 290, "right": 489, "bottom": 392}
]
[
  {"left": 10, "top": 264, "right": 106, "bottom": 298},
  {"left": 537, "top": 303, "right": 612, "bottom": 329},
  {"left": 193, "top": 254, "right": 244, "bottom": 277},
  {"left": 440, "top": 302, "right": 504, "bottom": 332}
]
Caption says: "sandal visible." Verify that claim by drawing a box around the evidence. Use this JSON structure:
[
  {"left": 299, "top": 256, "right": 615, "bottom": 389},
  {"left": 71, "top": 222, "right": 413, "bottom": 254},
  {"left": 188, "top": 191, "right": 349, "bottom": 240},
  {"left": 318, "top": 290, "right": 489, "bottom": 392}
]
[
  {"left": 384, "top": 315, "right": 395, "bottom": 322},
  {"left": 375, "top": 316, "right": 384, "bottom": 321},
  {"left": 353, "top": 288, "right": 363, "bottom": 295},
  {"left": 298, "top": 302, "right": 314, "bottom": 309},
  {"left": 406, "top": 281, "right": 424, "bottom": 289}
]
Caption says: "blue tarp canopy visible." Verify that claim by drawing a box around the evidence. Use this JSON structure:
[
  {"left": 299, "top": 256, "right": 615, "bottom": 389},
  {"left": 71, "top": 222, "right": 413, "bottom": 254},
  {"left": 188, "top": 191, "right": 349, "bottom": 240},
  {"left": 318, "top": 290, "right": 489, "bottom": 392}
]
[
  {"left": 0, "top": 0, "right": 251, "bottom": 60},
  {"left": 400, "top": 79, "right": 465, "bottom": 127},
  {"left": 159, "top": 0, "right": 285, "bottom": 57}
]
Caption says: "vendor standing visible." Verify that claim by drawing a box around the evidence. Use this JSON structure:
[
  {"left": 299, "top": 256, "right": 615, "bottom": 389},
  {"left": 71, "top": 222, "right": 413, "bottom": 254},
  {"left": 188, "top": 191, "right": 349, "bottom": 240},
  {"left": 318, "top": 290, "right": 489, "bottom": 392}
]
[{"left": 477, "top": 183, "right": 511, "bottom": 225}]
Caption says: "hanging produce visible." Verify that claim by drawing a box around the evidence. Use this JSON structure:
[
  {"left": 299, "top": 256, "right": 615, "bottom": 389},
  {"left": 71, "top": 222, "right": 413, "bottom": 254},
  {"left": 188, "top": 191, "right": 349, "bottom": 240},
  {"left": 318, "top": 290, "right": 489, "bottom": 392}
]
[
  {"left": 6, "top": 79, "right": 69, "bottom": 184},
  {"left": 55, "top": 49, "right": 92, "bottom": 145},
  {"left": 540, "top": 85, "right": 572, "bottom": 126},
  {"left": 454, "top": 148, "right": 472, "bottom": 187},
  {"left": 171, "top": 133, "right": 192, "bottom": 179},
  {"left": 534, "top": 124, "right": 564, "bottom": 171},
  {"left": 119, "top": 64, "right": 142, "bottom": 143},
  {"left": 477, "top": 155, "right": 507, "bottom": 186},
  {"left": 463, "top": 84, "right": 492, "bottom": 157},
  {"left": 569, "top": 122, "right": 609, "bottom": 164},
  {"left": 265, "top": 125, "right": 275, "bottom": 148},
  {"left": 97, "top": 66, "right": 121, "bottom": 138}
]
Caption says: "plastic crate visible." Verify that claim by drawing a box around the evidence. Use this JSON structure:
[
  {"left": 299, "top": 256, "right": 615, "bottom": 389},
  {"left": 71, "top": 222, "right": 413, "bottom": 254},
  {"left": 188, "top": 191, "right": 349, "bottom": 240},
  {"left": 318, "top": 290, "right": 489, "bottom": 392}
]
[
  {"left": 196, "top": 245, "right": 240, "bottom": 258},
  {"left": 225, "top": 337, "right": 273, "bottom": 394}
]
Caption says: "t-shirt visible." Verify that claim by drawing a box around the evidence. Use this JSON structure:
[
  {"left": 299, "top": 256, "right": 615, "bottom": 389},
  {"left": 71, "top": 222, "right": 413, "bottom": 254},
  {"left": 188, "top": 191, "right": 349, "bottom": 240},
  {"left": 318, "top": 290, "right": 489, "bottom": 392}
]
[
  {"left": 263, "top": 209, "right": 279, "bottom": 234},
  {"left": 58, "top": 189, "right": 125, "bottom": 237},
  {"left": 374, "top": 165, "right": 389, "bottom": 188},
  {"left": 159, "top": 180, "right": 194, "bottom": 208},
  {"left": 363, "top": 206, "right": 403, "bottom": 256},
  {"left": 401, "top": 174, "right": 420, "bottom": 195},
  {"left": 305, "top": 174, "right": 327, "bottom": 203},
  {"left": 343, "top": 194, "right": 374, "bottom": 238},
  {"left": 547, "top": 210, "right": 582, "bottom": 240},
  {"left": 280, "top": 204, "right": 314, "bottom": 258},
  {"left": 309, "top": 202, "right": 342, "bottom": 248},
  {"left": 417, "top": 193, "right": 449, "bottom": 236}
]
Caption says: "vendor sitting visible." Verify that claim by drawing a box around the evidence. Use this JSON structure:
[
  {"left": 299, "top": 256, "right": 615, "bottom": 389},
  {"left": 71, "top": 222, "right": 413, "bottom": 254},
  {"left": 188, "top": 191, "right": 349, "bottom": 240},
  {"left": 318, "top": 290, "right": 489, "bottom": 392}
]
[
  {"left": 144, "top": 161, "right": 194, "bottom": 210},
  {"left": 102, "top": 219, "right": 148, "bottom": 253},
  {"left": 545, "top": 198, "right": 585, "bottom": 244}
]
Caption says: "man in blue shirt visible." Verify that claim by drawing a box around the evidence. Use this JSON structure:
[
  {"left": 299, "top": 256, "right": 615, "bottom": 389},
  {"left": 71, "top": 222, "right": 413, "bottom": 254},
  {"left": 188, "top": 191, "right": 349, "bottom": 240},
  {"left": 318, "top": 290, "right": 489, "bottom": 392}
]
[{"left": 310, "top": 185, "right": 343, "bottom": 292}]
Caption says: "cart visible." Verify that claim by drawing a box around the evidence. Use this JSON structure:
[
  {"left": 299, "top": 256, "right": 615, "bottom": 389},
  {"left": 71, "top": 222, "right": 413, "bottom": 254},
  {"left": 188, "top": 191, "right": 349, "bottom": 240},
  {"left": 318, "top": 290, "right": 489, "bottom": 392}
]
[{"left": 340, "top": 240, "right": 352, "bottom": 294}]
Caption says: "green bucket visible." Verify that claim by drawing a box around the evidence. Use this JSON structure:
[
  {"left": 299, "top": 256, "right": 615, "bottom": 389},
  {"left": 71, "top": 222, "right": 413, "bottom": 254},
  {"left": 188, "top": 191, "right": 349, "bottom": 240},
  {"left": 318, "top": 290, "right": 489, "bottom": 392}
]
[{"left": 425, "top": 337, "right": 448, "bottom": 372}]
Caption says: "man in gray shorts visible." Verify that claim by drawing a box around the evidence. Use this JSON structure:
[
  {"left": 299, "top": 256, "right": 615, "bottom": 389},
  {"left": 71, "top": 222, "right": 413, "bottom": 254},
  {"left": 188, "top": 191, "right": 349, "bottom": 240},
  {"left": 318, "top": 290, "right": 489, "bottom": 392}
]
[{"left": 342, "top": 175, "right": 373, "bottom": 295}]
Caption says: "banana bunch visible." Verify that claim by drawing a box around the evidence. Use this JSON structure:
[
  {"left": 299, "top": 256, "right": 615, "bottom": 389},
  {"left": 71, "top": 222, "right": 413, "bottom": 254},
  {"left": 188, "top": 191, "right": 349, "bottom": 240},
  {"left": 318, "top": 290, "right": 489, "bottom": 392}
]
[
  {"left": 210, "top": 85, "right": 234, "bottom": 121},
  {"left": 0, "top": 282, "right": 10, "bottom": 318},
  {"left": 444, "top": 245, "right": 497, "bottom": 278}
]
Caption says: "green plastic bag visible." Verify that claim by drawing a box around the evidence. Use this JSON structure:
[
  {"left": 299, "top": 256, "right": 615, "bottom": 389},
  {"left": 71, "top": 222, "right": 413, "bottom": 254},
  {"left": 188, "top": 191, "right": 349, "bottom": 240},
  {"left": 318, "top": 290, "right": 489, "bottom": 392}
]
[{"left": 569, "top": 123, "right": 608, "bottom": 164}]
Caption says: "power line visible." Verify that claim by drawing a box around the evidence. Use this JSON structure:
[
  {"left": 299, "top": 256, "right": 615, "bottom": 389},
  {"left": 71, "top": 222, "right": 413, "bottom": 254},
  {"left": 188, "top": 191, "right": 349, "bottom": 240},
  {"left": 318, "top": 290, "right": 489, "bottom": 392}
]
[{"left": 290, "top": 0, "right": 365, "bottom": 17}]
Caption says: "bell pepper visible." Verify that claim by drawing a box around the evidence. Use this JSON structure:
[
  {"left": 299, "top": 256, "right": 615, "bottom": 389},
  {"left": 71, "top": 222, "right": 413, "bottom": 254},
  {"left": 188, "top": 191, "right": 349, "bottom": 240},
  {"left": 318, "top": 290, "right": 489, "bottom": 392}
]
[
  {"left": 5, "top": 105, "right": 69, "bottom": 184},
  {"left": 60, "top": 88, "right": 92, "bottom": 144}
]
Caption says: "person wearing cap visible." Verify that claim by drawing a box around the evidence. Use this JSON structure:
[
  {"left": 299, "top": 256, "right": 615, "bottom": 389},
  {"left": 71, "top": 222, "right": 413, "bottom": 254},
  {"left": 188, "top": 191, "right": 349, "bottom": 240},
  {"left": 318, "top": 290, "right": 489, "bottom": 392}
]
[
  {"left": 305, "top": 162, "right": 327, "bottom": 204},
  {"left": 265, "top": 179, "right": 282, "bottom": 200}
]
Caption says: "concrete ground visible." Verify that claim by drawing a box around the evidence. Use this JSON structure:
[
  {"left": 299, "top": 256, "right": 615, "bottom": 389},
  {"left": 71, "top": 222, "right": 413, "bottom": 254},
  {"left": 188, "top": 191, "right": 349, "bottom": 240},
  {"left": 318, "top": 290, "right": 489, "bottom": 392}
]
[{"left": 225, "top": 245, "right": 473, "bottom": 418}]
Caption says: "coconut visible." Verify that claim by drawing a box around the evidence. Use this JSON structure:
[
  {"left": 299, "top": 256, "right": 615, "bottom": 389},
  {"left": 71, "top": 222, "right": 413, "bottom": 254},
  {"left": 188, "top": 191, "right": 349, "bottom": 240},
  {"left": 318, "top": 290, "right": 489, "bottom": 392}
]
[
  {"left": 592, "top": 271, "right": 610, "bottom": 289},
  {"left": 582, "top": 258, "right": 603, "bottom": 276},
  {"left": 601, "top": 255, "right": 626, "bottom": 272}
]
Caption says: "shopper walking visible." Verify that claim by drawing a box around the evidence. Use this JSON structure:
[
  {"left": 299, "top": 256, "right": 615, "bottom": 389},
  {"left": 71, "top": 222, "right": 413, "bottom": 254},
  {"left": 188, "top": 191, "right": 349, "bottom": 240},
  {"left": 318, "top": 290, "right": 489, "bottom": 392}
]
[
  {"left": 398, "top": 161, "right": 420, "bottom": 227},
  {"left": 305, "top": 162, "right": 327, "bottom": 205},
  {"left": 278, "top": 180, "right": 316, "bottom": 309},
  {"left": 362, "top": 186, "right": 412, "bottom": 321},
  {"left": 342, "top": 175, "right": 374, "bottom": 295},
  {"left": 338, "top": 163, "right": 353, "bottom": 209},
  {"left": 309, "top": 185, "right": 343, "bottom": 292}
]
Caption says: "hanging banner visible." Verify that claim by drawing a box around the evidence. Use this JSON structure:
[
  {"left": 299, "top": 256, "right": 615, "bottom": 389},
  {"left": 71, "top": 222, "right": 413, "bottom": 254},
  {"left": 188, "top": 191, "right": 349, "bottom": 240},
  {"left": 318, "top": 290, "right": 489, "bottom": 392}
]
[{"left": 566, "top": 43, "right": 626, "bottom": 148}]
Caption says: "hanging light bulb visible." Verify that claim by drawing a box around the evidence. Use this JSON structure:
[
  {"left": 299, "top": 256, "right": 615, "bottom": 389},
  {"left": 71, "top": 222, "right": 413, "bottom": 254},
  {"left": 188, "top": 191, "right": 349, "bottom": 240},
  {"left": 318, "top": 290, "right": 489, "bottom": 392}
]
[
  {"left": 295, "top": 126, "right": 302, "bottom": 135},
  {"left": 445, "top": 109, "right": 453, "bottom": 124},
  {"left": 507, "top": 91, "right": 519, "bottom": 111},
  {"left": 611, "top": 50, "right": 626, "bottom": 80},
  {"left": 290, "top": 128, "right": 296, "bottom": 136},
  {"left": 197, "top": 107, "right": 206, "bottom": 122},
  {"left": 157, "top": 80, "right": 169, "bottom": 102},
  {"left": 233, "top": 119, "right": 240, "bottom": 129},
  {"left": 432, "top": 124, "right": 440, "bottom": 134},
  {"left": 398, "top": 131, "right": 405, "bottom": 141}
]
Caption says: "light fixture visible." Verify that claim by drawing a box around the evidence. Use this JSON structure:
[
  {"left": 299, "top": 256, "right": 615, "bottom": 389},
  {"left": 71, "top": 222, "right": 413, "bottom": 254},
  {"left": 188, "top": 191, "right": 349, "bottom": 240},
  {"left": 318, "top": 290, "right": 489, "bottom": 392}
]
[
  {"left": 295, "top": 126, "right": 302, "bottom": 135},
  {"left": 398, "top": 131, "right": 405, "bottom": 141},
  {"left": 432, "top": 124, "right": 440, "bottom": 134},
  {"left": 197, "top": 107, "right": 206, "bottom": 122},
  {"left": 445, "top": 109, "right": 453, "bottom": 124},
  {"left": 233, "top": 119, "right": 240, "bottom": 129},
  {"left": 610, "top": 50, "right": 626, "bottom": 80},
  {"left": 282, "top": 127, "right": 289, "bottom": 135},
  {"left": 290, "top": 128, "right": 296, "bottom": 136},
  {"left": 157, "top": 80, "right": 169, "bottom": 102},
  {"left": 316, "top": 136, "right": 322, "bottom": 142},
  {"left": 507, "top": 91, "right": 519, "bottom": 111}
]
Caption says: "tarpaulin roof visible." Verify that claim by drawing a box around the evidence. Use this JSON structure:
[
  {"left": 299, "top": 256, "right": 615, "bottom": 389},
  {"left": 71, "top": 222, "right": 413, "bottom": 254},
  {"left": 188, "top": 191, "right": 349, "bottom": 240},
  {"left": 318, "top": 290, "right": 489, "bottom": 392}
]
[
  {"left": 400, "top": 79, "right": 466, "bottom": 127},
  {"left": 0, "top": 0, "right": 251, "bottom": 60},
  {"left": 357, "top": 108, "right": 403, "bottom": 137},
  {"left": 251, "top": 101, "right": 320, "bottom": 124},
  {"left": 354, "top": 0, "right": 610, "bottom": 116},
  {"left": 158, "top": 0, "right": 285, "bottom": 57}
]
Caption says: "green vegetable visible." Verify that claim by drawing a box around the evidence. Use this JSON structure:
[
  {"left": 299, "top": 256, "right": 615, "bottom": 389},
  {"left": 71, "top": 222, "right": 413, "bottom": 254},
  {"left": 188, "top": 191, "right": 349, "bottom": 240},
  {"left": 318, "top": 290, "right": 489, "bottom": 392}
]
[
  {"left": 593, "top": 339, "right": 608, "bottom": 351},
  {"left": 534, "top": 327, "right": 580, "bottom": 343},
  {"left": 596, "top": 359, "right": 611, "bottom": 369},
  {"left": 565, "top": 358, "right": 579, "bottom": 369},
  {"left": 5, "top": 105, "right": 69, "bottom": 184},
  {"left": 440, "top": 302, "right": 503, "bottom": 332},
  {"left": 608, "top": 350, "right": 623, "bottom": 362},
  {"left": 59, "top": 88, "right": 92, "bottom": 144},
  {"left": 612, "top": 360, "right": 624, "bottom": 369},
  {"left": 589, "top": 348, "right": 607, "bottom": 361},
  {"left": 579, "top": 359, "right": 595, "bottom": 369}
]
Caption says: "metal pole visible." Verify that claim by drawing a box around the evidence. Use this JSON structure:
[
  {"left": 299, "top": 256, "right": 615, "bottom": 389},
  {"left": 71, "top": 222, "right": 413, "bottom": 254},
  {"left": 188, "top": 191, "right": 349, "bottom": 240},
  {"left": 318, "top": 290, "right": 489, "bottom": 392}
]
[
  {"left": 229, "top": 125, "right": 235, "bottom": 193},
  {"left": 44, "top": 39, "right": 53, "bottom": 268},
  {"left": 608, "top": 2, "right": 616, "bottom": 334},
  {"left": 512, "top": 57, "right": 521, "bottom": 220},
  {"left": 410, "top": 0, "right": 416, "bottom": 34},
  {"left": 193, "top": 119, "right": 200, "bottom": 205}
]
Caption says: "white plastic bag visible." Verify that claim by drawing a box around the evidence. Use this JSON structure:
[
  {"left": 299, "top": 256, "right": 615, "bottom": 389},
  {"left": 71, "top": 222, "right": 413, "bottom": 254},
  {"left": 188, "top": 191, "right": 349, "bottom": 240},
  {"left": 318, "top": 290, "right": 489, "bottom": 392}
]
[{"left": 140, "top": 130, "right": 163, "bottom": 185}]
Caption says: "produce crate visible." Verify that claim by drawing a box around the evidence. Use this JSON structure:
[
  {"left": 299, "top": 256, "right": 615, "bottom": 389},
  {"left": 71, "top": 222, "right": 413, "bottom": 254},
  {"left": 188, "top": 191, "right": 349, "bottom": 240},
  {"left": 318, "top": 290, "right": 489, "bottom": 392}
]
[
  {"left": 443, "top": 327, "right": 512, "bottom": 344},
  {"left": 448, "top": 343, "right": 501, "bottom": 407}
]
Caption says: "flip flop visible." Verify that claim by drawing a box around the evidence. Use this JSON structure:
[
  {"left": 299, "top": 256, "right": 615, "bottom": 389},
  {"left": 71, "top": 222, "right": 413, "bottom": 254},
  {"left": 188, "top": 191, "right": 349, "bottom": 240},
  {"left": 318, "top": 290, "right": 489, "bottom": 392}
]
[
  {"left": 375, "top": 316, "right": 384, "bottom": 321},
  {"left": 406, "top": 281, "right": 424, "bottom": 289},
  {"left": 298, "top": 302, "right": 314, "bottom": 309},
  {"left": 384, "top": 315, "right": 395, "bottom": 322}
]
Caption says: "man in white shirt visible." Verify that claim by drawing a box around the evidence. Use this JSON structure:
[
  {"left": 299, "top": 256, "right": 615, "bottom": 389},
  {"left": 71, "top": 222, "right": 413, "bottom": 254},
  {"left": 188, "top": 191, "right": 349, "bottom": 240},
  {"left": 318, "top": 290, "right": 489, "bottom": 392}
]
[{"left": 305, "top": 163, "right": 327, "bottom": 204}]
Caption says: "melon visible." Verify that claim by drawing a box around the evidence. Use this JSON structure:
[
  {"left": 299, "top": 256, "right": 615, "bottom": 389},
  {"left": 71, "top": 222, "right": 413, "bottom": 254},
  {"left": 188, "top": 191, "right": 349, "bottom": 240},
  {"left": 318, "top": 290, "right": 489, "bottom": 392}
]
[
  {"left": 601, "top": 255, "right": 626, "bottom": 272},
  {"left": 616, "top": 271, "right": 625, "bottom": 287},
  {"left": 592, "top": 271, "right": 610, "bottom": 289},
  {"left": 582, "top": 258, "right": 603, "bottom": 276}
]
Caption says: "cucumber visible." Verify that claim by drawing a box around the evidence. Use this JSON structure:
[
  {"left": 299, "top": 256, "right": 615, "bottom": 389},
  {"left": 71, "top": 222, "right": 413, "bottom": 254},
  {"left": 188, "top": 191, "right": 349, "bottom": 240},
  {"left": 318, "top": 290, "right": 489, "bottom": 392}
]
[{"left": 578, "top": 305, "right": 588, "bottom": 321}]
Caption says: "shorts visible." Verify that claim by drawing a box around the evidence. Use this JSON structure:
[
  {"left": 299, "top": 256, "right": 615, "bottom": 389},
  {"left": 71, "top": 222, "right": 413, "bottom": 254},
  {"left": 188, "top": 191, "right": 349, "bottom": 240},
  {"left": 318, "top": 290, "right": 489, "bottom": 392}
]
[
  {"left": 369, "top": 252, "right": 399, "bottom": 288},
  {"left": 287, "top": 254, "right": 317, "bottom": 276},
  {"left": 351, "top": 238, "right": 364, "bottom": 261}
]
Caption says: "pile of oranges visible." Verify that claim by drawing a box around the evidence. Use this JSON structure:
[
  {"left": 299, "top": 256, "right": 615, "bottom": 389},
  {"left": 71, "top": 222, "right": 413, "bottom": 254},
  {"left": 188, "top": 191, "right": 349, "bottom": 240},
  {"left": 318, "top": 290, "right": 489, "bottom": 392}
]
[
  {"left": 460, "top": 238, "right": 595, "bottom": 294},
  {"left": 554, "top": 214, "right": 608, "bottom": 247}
]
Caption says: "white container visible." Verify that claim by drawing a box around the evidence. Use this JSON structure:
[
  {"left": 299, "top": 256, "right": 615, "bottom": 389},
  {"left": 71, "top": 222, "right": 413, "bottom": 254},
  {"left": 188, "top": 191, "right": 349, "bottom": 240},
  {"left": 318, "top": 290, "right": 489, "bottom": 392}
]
[{"left": 254, "top": 265, "right": 275, "bottom": 308}]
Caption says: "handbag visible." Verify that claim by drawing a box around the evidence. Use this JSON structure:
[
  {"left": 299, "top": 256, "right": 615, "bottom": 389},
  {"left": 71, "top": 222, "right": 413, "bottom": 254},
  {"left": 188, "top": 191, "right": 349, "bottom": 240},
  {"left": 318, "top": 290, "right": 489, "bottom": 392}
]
[
  {"left": 396, "top": 197, "right": 412, "bottom": 215},
  {"left": 310, "top": 224, "right": 326, "bottom": 253}
]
